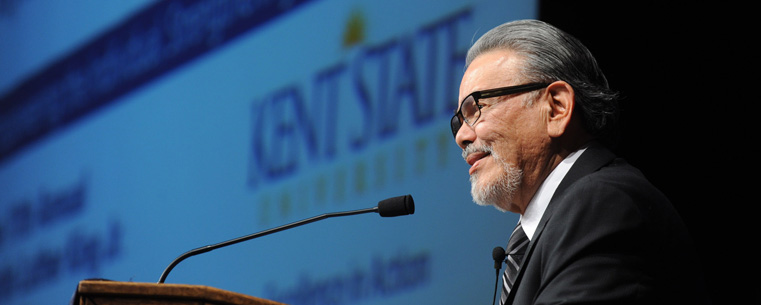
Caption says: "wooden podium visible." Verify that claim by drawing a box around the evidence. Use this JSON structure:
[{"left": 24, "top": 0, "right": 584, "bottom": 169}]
[{"left": 73, "top": 280, "right": 286, "bottom": 305}]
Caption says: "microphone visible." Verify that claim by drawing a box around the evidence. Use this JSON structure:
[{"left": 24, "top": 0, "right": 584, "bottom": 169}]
[
  {"left": 492, "top": 246, "right": 506, "bottom": 305},
  {"left": 378, "top": 194, "right": 415, "bottom": 217},
  {"left": 492, "top": 246, "right": 506, "bottom": 269},
  {"left": 157, "top": 194, "right": 414, "bottom": 283}
]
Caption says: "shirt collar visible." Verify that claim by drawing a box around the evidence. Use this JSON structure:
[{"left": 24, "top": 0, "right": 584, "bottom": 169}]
[{"left": 520, "top": 145, "right": 588, "bottom": 240}]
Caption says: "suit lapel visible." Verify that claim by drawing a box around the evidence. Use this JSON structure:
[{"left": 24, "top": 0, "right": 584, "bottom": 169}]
[{"left": 506, "top": 142, "right": 616, "bottom": 303}]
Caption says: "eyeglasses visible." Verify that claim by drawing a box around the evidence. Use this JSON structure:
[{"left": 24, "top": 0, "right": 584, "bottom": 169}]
[{"left": 450, "top": 82, "right": 551, "bottom": 139}]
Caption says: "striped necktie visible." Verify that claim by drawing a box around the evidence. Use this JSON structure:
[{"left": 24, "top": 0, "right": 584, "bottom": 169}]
[{"left": 500, "top": 221, "right": 529, "bottom": 304}]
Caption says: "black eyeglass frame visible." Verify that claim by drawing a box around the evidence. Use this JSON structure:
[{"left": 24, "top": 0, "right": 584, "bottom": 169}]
[{"left": 450, "top": 82, "right": 551, "bottom": 139}]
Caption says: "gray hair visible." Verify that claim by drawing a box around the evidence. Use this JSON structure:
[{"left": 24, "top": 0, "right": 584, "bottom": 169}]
[{"left": 466, "top": 19, "right": 619, "bottom": 143}]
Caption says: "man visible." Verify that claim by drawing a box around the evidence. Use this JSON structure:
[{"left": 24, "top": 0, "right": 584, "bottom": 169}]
[{"left": 451, "top": 20, "right": 708, "bottom": 305}]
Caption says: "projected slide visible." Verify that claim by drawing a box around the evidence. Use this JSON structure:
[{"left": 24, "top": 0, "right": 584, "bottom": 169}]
[{"left": 0, "top": 0, "right": 537, "bottom": 304}]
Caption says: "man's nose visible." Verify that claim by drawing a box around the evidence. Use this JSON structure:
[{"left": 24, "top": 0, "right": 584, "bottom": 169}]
[{"left": 455, "top": 122, "right": 476, "bottom": 149}]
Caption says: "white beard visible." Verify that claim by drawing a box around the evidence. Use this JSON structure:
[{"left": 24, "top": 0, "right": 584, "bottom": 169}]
[{"left": 464, "top": 145, "right": 523, "bottom": 212}]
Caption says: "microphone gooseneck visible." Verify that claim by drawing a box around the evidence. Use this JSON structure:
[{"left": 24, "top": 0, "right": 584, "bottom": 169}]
[
  {"left": 157, "top": 195, "right": 415, "bottom": 284},
  {"left": 492, "top": 246, "right": 506, "bottom": 305}
]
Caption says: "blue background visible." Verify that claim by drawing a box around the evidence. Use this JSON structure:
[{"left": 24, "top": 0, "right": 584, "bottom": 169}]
[{"left": 1, "top": 1, "right": 536, "bottom": 304}]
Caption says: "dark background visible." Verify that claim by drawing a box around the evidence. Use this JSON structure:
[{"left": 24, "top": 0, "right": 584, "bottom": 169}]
[{"left": 540, "top": 1, "right": 756, "bottom": 304}]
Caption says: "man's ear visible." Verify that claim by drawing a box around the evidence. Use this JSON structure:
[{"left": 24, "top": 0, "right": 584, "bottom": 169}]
[{"left": 545, "top": 81, "right": 575, "bottom": 138}]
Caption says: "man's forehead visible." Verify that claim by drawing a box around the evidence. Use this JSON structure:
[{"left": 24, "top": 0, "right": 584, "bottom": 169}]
[{"left": 460, "top": 50, "right": 522, "bottom": 94}]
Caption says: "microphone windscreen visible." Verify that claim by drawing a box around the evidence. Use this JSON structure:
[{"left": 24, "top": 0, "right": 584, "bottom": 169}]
[
  {"left": 377, "top": 195, "right": 415, "bottom": 217},
  {"left": 493, "top": 246, "right": 506, "bottom": 261},
  {"left": 492, "top": 246, "right": 506, "bottom": 269}
]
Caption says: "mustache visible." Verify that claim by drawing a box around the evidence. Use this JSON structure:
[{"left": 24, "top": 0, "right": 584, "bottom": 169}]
[{"left": 462, "top": 143, "right": 493, "bottom": 160}]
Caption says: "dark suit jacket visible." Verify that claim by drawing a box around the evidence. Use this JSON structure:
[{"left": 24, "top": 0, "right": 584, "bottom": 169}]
[{"left": 507, "top": 143, "right": 709, "bottom": 305}]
